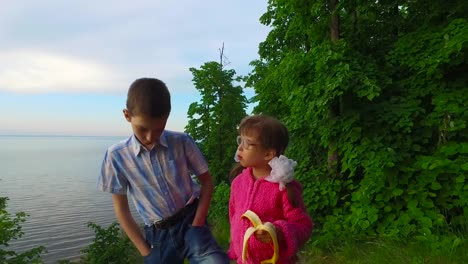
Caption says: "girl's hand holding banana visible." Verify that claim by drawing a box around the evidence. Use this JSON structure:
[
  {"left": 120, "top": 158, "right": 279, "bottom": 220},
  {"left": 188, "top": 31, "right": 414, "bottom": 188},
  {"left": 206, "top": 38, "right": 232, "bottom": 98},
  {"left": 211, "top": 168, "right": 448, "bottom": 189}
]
[
  {"left": 242, "top": 210, "right": 279, "bottom": 264},
  {"left": 255, "top": 228, "right": 275, "bottom": 243}
]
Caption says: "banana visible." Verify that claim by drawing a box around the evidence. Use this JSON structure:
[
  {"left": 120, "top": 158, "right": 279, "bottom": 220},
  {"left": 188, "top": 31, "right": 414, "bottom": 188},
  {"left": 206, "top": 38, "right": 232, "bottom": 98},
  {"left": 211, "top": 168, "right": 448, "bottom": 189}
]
[{"left": 241, "top": 210, "right": 279, "bottom": 264}]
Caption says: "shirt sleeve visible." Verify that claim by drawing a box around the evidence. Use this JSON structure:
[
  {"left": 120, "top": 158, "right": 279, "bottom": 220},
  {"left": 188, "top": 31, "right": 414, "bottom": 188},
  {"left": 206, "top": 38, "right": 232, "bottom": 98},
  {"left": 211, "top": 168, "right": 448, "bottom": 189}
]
[
  {"left": 96, "top": 149, "right": 128, "bottom": 195},
  {"left": 272, "top": 181, "right": 313, "bottom": 258},
  {"left": 183, "top": 134, "right": 209, "bottom": 176}
]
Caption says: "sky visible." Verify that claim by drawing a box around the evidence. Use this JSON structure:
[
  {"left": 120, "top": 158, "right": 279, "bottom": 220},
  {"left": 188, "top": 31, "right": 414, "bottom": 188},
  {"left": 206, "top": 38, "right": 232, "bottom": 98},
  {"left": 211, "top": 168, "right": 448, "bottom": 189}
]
[{"left": 0, "top": 0, "right": 269, "bottom": 136}]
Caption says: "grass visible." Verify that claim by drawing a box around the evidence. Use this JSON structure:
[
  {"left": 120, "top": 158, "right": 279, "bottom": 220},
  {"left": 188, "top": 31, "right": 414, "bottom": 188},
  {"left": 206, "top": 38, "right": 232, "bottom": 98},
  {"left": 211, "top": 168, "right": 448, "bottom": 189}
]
[
  {"left": 209, "top": 219, "right": 468, "bottom": 264},
  {"left": 70, "top": 219, "right": 467, "bottom": 264},
  {"left": 295, "top": 239, "right": 468, "bottom": 264}
]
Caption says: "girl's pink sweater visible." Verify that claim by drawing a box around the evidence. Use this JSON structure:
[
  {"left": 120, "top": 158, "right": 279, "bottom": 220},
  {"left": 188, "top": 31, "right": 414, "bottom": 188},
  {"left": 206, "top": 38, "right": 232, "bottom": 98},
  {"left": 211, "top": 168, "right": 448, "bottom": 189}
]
[{"left": 228, "top": 167, "right": 313, "bottom": 264}]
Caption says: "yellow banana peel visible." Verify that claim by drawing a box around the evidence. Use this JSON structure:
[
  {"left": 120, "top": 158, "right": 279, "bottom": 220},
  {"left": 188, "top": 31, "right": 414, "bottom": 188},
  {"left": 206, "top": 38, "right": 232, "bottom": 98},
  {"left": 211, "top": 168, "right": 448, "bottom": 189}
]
[{"left": 241, "top": 210, "right": 279, "bottom": 264}]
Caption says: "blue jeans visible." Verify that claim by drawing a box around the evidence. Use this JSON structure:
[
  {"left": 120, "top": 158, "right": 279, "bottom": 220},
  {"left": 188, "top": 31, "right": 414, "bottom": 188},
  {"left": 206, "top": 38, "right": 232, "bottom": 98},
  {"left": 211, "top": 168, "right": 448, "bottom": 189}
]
[{"left": 143, "top": 205, "right": 229, "bottom": 264}]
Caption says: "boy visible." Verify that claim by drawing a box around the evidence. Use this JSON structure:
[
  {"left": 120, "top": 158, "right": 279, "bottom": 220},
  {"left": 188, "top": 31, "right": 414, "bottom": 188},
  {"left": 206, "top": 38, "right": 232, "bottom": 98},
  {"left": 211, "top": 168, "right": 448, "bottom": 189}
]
[{"left": 97, "top": 78, "right": 228, "bottom": 263}]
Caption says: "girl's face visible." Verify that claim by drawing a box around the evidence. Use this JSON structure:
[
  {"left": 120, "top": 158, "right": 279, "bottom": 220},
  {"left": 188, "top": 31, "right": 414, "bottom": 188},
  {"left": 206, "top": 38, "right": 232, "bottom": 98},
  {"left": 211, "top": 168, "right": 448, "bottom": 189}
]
[{"left": 236, "top": 131, "right": 273, "bottom": 169}]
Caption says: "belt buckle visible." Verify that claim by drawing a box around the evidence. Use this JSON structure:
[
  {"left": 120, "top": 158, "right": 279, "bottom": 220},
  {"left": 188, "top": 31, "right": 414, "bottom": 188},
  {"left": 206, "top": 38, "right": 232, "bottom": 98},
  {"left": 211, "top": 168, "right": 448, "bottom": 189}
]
[{"left": 153, "top": 219, "right": 168, "bottom": 229}]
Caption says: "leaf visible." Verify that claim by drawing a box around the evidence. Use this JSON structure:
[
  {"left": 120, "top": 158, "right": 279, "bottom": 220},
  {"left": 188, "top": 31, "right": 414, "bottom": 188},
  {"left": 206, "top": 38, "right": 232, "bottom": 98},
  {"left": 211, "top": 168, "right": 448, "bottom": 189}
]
[
  {"left": 461, "top": 163, "right": 468, "bottom": 171},
  {"left": 384, "top": 206, "right": 392, "bottom": 212},
  {"left": 359, "top": 220, "right": 370, "bottom": 230},
  {"left": 408, "top": 200, "right": 418, "bottom": 210},
  {"left": 428, "top": 161, "right": 440, "bottom": 170},
  {"left": 430, "top": 182, "right": 442, "bottom": 190},
  {"left": 393, "top": 189, "right": 404, "bottom": 196},
  {"left": 456, "top": 175, "right": 465, "bottom": 183}
]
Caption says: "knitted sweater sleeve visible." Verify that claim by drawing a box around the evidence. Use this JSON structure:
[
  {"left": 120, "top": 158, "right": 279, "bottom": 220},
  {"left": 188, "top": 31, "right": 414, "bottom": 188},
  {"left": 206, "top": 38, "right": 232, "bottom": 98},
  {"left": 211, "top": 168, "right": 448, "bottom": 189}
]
[
  {"left": 272, "top": 181, "right": 313, "bottom": 258},
  {"left": 227, "top": 183, "right": 237, "bottom": 260}
]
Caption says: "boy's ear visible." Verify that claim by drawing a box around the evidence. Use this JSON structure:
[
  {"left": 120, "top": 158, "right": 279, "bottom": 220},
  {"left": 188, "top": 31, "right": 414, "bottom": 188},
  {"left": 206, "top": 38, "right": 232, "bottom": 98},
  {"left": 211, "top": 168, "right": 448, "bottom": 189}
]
[{"left": 123, "top": 109, "right": 131, "bottom": 122}]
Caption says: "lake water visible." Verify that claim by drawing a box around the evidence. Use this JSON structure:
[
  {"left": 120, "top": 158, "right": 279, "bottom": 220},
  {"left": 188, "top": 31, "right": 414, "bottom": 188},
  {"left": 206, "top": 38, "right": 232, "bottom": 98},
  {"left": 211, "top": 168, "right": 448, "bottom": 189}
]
[{"left": 0, "top": 135, "right": 141, "bottom": 263}]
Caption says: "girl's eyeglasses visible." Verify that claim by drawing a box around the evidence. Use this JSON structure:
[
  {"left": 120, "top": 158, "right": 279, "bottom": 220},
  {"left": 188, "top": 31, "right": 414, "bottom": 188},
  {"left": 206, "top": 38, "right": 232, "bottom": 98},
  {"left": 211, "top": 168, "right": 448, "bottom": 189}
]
[{"left": 236, "top": 136, "right": 258, "bottom": 150}]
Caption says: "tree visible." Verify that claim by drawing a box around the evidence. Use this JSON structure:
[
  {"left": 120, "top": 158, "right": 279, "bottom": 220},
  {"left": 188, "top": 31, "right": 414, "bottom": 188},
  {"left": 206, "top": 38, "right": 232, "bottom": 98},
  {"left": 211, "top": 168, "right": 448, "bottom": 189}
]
[
  {"left": 0, "top": 197, "right": 45, "bottom": 264},
  {"left": 247, "top": 0, "right": 468, "bottom": 245},
  {"left": 186, "top": 45, "right": 248, "bottom": 183}
]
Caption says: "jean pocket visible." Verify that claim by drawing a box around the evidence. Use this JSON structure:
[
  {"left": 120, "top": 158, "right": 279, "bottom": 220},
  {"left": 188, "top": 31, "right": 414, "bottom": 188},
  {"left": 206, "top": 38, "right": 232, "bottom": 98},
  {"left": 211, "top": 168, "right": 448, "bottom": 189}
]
[
  {"left": 143, "top": 248, "right": 158, "bottom": 264},
  {"left": 186, "top": 225, "right": 220, "bottom": 253}
]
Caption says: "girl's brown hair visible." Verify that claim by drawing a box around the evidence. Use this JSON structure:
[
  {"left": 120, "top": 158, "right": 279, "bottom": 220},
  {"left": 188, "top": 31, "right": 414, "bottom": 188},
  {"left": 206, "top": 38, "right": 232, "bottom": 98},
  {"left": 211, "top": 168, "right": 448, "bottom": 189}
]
[
  {"left": 229, "top": 114, "right": 299, "bottom": 207},
  {"left": 229, "top": 114, "right": 289, "bottom": 181}
]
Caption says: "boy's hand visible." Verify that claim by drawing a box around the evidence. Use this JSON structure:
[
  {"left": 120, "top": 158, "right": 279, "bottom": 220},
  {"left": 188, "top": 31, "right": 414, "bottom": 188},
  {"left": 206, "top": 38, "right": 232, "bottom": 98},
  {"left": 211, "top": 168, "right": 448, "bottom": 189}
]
[
  {"left": 254, "top": 229, "right": 273, "bottom": 243},
  {"left": 191, "top": 219, "right": 205, "bottom": 227},
  {"left": 140, "top": 245, "right": 151, "bottom": 257}
]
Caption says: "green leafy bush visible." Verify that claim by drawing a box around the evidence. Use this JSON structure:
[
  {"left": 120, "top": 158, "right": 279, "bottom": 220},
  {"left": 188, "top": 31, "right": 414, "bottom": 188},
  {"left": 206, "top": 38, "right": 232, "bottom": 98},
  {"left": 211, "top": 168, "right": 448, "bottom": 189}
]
[
  {"left": 208, "top": 182, "right": 231, "bottom": 249},
  {"left": 78, "top": 222, "right": 140, "bottom": 264},
  {"left": 0, "top": 197, "right": 45, "bottom": 264}
]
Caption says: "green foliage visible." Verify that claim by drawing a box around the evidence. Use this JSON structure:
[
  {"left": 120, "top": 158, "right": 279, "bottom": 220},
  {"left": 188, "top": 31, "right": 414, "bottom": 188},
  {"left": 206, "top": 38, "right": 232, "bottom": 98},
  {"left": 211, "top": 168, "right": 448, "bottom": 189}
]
[
  {"left": 0, "top": 197, "right": 45, "bottom": 264},
  {"left": 208, "top": 182, "right": 231, "bottom": 222},
  {"left": 186, "top": 61, "right": 248, "bottom": 183},
  {"left": 208, "top": 182, "right": 231, "bottom": 249},
  {"left": 78, "top": 222, "right": 138, "bottom": 264},
  {"left": 247, "top": 0, "right": 468, "bottom": 249}
]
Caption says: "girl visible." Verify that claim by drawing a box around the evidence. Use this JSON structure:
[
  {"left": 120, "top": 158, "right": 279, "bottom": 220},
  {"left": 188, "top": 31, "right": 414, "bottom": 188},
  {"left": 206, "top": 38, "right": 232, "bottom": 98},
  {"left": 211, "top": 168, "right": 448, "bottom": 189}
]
[{"left": 228, "top": 114, "right": 313, "bottom": 264}]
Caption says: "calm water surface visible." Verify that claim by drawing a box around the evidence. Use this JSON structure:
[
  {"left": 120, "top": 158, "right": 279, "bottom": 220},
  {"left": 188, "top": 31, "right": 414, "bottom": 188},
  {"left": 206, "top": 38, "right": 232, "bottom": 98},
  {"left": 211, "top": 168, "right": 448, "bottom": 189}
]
[{"left": 0, "top": 136, "right": 140, "bottom": 263}]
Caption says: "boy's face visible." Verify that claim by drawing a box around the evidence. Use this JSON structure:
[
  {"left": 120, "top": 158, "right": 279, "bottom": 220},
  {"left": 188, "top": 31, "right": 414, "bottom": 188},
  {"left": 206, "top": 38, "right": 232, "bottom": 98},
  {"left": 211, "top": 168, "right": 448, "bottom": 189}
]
[{"left": 123, "top": 109, "right": 168, "bottom": 149}]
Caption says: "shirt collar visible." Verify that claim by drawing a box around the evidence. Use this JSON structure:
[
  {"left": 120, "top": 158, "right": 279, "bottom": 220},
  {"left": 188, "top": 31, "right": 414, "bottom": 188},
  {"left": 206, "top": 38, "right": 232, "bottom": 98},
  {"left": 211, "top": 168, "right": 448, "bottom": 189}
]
[
  {"left": 130, "top": 132, "right": 168, "bottom": 157},
  {"left": 159, "top": 131, "right": 168, "bottom": 148}
]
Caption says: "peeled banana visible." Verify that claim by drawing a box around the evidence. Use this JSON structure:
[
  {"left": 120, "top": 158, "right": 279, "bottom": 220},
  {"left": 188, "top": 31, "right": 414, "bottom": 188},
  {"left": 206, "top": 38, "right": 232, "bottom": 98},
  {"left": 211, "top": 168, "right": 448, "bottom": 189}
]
[{"left": 241, "top": 210, "right": 279, "bottom": 264}]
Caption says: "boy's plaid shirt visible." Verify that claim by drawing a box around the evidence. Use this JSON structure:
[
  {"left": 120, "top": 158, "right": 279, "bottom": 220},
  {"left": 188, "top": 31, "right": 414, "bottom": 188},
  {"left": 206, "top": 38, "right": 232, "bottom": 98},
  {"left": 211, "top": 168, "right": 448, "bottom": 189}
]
[{"left": 97, "top": 131, "right": 208, "bottom": 225}]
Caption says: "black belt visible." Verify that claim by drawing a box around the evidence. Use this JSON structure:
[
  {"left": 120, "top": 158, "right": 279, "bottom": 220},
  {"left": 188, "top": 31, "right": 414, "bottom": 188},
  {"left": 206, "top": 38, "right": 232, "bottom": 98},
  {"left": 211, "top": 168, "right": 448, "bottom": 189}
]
[{"left": 152, "top": 200, "right": 198, "bottom": 229}]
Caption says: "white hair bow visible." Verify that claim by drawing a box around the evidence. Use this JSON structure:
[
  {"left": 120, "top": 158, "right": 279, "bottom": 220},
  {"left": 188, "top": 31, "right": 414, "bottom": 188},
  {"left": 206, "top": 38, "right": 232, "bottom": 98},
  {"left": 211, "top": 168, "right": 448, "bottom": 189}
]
[{"left": 265, "top": 155, "right": 297, "bottom": 191}]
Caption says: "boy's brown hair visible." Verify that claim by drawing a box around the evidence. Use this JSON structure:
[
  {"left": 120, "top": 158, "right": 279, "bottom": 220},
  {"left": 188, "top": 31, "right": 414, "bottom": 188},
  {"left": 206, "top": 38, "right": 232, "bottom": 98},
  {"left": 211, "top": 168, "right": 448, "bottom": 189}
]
[{"left": 126, "top": 78, "right": 171, "bottom": 117}]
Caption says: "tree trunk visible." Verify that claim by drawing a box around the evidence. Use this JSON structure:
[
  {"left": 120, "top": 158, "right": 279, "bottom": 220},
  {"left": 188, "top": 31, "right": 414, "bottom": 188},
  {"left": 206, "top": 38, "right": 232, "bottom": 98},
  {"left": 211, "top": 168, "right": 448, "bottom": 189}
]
[
  {"left": 330, "top": 0, "right": 340, "bottom": 42},
  {"left": 328, "top": 0, "right": 341, "bottom": 174}
]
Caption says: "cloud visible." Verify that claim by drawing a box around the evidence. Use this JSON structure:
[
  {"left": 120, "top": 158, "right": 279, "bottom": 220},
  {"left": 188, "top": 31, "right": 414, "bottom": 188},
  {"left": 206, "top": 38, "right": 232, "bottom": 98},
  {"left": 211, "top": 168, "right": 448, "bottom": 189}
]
[
  {"left": 0, "top": 1, "right": 269, "bottom": 95},
  {"left": 0, "top": 49, "right": 124, "bottom": 94}
]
